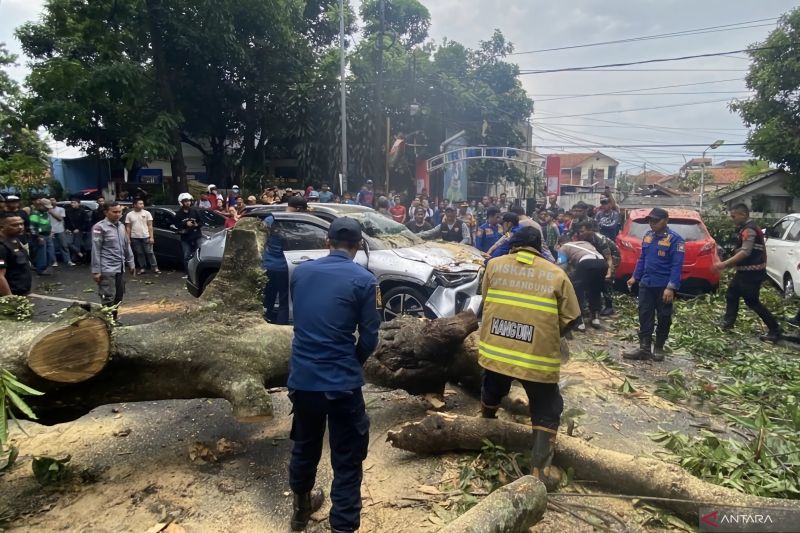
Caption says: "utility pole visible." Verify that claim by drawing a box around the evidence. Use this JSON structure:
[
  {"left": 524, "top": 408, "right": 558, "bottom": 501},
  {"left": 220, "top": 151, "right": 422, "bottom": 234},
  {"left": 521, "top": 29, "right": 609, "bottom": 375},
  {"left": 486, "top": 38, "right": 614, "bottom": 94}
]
[
  {"left": 339, "top": 0, "right": 348, "bottom": 194},
  {"left": 700, "top": 140, "right": 724, "bottom": 210},
  {"left": 374, "top": 0, "right": 386, "bottom": 191}
]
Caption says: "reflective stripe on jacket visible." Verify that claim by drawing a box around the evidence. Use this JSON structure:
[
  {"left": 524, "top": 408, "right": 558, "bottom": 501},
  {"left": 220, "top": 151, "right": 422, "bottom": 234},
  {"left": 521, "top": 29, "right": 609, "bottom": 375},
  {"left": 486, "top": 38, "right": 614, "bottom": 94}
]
[{"left": 479, "top": 247, "right": 581, "bottom": 384}]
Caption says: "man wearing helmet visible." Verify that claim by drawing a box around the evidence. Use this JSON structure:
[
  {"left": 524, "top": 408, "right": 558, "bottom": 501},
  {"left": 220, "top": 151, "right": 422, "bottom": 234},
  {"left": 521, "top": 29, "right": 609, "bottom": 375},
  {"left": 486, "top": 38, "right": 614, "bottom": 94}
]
[{"left": 174, "top": 193, "right": 204, "bottom": 270}]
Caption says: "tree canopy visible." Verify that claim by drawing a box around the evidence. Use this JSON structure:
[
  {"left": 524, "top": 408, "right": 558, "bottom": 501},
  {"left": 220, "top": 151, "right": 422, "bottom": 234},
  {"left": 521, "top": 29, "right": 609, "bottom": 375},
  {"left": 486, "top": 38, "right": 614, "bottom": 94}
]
[
  {"left": 0, "top": 44, "right": 49, "bottom": 195},
  {"left": 14, "top": 0, "right": 534, "bottom": 197},
  {"left": 732, "top": 7, "right": 800, "bottom": 190}
]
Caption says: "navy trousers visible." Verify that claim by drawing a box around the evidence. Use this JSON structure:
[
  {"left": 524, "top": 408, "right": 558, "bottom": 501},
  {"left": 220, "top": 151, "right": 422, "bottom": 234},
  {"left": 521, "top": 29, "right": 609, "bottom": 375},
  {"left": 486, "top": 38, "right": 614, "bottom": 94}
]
[
  {"left": 289, "top": 389, "right": 369, "bottom": 532},
  {"left": 638, "top": 285, "right": 673, "bottom": 341}
]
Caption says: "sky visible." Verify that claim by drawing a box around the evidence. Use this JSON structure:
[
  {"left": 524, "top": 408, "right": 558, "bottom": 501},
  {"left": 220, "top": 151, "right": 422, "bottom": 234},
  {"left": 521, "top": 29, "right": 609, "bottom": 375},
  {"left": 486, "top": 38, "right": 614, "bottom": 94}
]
[{"left": 2, "top": 0, "right": 797, "bottom": 173}]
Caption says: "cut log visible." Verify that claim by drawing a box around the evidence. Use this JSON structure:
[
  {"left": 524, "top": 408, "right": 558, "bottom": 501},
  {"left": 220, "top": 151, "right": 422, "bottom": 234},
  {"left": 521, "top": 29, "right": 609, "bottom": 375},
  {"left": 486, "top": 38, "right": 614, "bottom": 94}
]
[
  {"left": 438, "top": 476, "right": 547, "bottom": 533},
  {"left": 26, "top": 314, "right": 110, "bottom": 383},
  {"left": 386, "top": 413, "right": 800, "bottom": 519}
]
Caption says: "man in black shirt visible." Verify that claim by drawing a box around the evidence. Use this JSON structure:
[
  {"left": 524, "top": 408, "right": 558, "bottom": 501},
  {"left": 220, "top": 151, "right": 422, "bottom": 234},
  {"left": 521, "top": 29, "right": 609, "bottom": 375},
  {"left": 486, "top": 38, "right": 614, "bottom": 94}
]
[
  {"left": 0, "top": 213, "right": 33, "bottom": 296},
  {"left": 174, "top": 193, "right": 204, "bottom": 269},
  {"left": 405, "top": 207, "right": 433, "bottom": 234},
  {"left": 3, "top": 195, "right": 30, "bottom": 245}
]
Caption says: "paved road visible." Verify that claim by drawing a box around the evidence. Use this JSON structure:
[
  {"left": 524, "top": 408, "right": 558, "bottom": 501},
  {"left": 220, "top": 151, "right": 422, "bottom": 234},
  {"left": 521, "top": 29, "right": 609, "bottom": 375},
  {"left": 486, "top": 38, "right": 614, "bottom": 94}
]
[{"left": 28, "top": 262, "right": 197, "bottom": 325}]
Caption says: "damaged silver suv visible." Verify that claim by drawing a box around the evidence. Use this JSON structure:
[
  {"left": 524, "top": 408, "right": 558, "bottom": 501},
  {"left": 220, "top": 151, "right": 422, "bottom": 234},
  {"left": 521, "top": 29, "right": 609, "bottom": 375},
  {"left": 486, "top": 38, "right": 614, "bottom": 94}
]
[{"left": 186, "top": 204, "right": 484, "bottom": 321}]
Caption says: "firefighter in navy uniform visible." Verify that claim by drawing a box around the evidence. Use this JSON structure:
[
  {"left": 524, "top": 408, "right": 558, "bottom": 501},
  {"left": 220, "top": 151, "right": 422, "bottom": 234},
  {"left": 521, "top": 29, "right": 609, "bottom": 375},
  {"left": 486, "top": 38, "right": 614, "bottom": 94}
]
[
  {"left": 624, "top": 208, "right": 685, "bottom": 361},
  {"left": 478, "top": 227, "right": 581, "bottom": 488},
  {"left": 287, "top": 217, "right": 381, "bottom": 533},
  {"left": 714, "top": 203, "right": 782, "bottom": 342}
]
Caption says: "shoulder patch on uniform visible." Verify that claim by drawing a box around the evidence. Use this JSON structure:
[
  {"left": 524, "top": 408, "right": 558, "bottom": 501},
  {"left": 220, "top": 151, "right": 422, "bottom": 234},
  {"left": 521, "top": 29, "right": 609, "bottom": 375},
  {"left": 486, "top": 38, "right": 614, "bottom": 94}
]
[
  {"left": 677, "top": 241, "right": 685, "bottom": 253},
  {"left": 375, "top": 285, "right": 382, "bottom": 310},
  {"left": 643, "top": 235, "right": 653, "bottom": 244}
]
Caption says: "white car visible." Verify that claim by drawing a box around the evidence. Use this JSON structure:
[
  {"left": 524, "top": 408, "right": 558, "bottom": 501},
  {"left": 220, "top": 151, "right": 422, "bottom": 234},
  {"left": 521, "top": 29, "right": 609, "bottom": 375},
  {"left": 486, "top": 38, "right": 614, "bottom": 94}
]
[{"left": 765, "top": 214, "right": 800, "bottom": 298}]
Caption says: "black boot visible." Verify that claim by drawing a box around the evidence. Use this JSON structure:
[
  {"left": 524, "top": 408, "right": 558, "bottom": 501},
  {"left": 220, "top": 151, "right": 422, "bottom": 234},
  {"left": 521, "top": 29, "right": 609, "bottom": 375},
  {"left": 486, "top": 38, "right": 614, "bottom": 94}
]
[
  {"left": 760, "top": 329, "right": 782, "bottom": 343},
  {"left": 652, "top": 337, "right": 667, "bottom": 362},
  {"left": 480, "top": 403, "right": 499, "bottom": 419},
  {"left": 290, "top": 488, "right": 325, "bottom": 531},
  {"left": 531, "top": 426, "right": 560, "bottom": 491},
  {"left": 623, "top": 336, "right": 652, "bottom": 360}
]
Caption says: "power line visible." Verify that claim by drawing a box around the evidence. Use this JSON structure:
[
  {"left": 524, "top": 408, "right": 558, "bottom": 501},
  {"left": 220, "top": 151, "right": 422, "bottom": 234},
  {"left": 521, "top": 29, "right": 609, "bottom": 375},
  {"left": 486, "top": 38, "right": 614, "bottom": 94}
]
[
  {"left": 518, "top": 44, "right": 791, "bottom": 75},
  {"left": 508, "top": 18, "right": 778, "bottom": 56},
  {"left": 535, "top": 91, "right": 748, "bottom": 102},
  {"left": 529, "top": 78, "right": 744, "bottom": 101},
  {"left": 524, "top": 68, "right": 749, "bottom": 72},
  {"left": 535, "top": 98, "right": 736, "bottom": 120}
]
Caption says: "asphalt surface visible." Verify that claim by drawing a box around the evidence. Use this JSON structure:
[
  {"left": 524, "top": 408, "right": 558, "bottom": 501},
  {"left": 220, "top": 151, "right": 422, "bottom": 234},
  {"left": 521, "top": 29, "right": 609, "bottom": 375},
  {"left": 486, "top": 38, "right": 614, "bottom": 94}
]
[{"left": 28, "top": 261, "right": 197, "bottom": 324}]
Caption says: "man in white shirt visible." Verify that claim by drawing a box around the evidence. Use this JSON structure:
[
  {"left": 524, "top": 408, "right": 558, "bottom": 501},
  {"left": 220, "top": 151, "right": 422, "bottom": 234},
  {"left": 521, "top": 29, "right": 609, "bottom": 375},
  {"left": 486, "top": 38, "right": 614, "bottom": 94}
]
[
  {"left": 48, "top": 198, "right": 72, "bottom": 266},
  {"left": 125, "top": 199, "right": 160, "bottom": 274}
]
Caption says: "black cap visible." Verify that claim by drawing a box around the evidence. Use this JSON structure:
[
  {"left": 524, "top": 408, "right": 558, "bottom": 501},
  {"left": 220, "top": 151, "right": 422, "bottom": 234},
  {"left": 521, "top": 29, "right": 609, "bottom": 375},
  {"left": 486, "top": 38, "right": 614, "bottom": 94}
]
[
  {"left": 574, "top": 201, "right": 589, "bottom": 209},
  {"left": 646, "top": 207, "right": 669, "bottom": 221},
  {"left": 328, "top": 217, "right": 363, "bottom": 243},
  {"left": 599, "top": 197, "right": 609, "bottom": 204}
]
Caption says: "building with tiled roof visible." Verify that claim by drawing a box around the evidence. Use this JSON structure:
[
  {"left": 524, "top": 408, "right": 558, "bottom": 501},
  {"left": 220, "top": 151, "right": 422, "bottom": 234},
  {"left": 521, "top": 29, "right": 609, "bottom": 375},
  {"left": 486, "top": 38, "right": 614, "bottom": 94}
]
[{"left": 546, "top": 151, "right": 619, "bottom": 189}]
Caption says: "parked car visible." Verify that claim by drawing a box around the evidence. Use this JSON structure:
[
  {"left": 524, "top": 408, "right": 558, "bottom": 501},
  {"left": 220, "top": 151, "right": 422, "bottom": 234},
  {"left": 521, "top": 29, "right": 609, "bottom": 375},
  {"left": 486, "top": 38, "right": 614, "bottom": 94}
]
[
  {"left": 143, "top": 206, "right": 227, "bottom": 266},
  {"left": 615, "top": 208, "right": 720, "bottom": 294},
  {"left": 765, "top": 214, "right": 800, "bottom": 298},
  {"left": 187, "top": 204, "right": 485, "bottom": 321}
]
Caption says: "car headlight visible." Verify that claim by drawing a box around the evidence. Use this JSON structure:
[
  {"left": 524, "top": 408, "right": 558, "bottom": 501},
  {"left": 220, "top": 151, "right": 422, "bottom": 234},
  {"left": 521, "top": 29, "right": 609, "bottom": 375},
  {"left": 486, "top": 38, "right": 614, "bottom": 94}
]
[{"left": 433, "top": 271, "right": 478, "bottom": 288}]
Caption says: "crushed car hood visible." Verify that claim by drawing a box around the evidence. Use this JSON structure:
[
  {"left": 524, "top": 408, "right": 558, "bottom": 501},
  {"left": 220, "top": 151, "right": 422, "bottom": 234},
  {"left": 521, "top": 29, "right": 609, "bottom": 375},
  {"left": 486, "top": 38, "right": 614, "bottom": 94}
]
[{"left": 391, "top": 242, "right": 484, "bottom": 272}]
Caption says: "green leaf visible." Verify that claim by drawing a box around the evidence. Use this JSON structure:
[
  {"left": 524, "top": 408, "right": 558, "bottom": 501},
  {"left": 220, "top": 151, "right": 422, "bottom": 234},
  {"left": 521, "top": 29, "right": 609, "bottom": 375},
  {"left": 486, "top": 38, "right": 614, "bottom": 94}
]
[
  {"left": 3, "top": 375, "right": 45, "bottom": 396},
  {"left": 5, "top": 388, "right": 38, "bottom": 420}
]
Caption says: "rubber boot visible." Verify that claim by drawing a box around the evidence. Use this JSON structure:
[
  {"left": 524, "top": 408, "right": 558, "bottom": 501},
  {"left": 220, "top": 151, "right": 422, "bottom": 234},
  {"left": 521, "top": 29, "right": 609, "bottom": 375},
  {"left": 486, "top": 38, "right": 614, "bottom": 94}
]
[
  {"left": 531, "top": 426, "right": 560, "bottom": 491},
  {"left": 652, "top": 337, "right": 667, "bottom": 362},
  {"left": 623, "top": 336, "right": 652, "bottom": 360},
  {"left": 290, "top": 488, "right": 325, "bottom": 531},
  {"left": 480, "top": 403, "right": 499, "bottom": 419}
]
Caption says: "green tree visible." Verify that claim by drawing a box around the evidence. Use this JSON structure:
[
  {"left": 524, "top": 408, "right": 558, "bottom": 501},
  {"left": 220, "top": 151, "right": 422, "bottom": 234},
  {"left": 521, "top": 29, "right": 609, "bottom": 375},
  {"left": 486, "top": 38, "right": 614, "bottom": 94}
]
[
  {"left": 731, "top": 8, "right": 800, "bottom": 191},
  {"left": 0, "top": 44, "right": 49, "bottom": 196}
]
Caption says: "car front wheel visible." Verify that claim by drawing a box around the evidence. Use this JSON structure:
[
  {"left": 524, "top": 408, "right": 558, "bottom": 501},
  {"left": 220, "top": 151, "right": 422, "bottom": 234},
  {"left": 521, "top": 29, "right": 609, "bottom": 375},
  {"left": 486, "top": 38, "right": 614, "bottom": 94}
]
[
  {"left": 381, "top": 286, "right": 427, "bottom": 321},
  {"left": 784, "top": 274, "right": 796, "bottom": 300}
]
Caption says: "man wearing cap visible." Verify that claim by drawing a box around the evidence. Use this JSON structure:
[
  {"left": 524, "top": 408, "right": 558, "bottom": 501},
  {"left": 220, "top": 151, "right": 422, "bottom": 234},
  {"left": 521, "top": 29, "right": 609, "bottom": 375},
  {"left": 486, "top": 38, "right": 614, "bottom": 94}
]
[
  {"left": 286, "top": 216, "right": 380, "bottom": 533},
  {"left": 2, "top": 195, "right": 30, "bottom": 245},
  {"left": 713, "top": 204, "right": 781, "bottom": 342},
  {"left": 594, "top": 197, "right": 620, "bottom": 240},
  {"left": 356, "top": 180, "right": 374, "bottom": 208},
  {"left": 418, "top": 206, "right": 470, "bottom": 245},
  {"left": 227, "top": 186, "right": 240, "bottom": 208},
  {"left": 0, "top": 212, "right": 33, "bottom": 296},
  {"left": 208, "top": 185, "right": 223, "bottom": 206},
  {"left": 91, "top": 202, "right": 135, "bottom": 323},
  {"left": 174, "top": 193, "right": 203, "bottom": 270},
  {"left": 478, "top": 226, "right": 581, "bottom": 489},
  {"left": 624, "top": 208, "right": 685, "bottom": 361}
]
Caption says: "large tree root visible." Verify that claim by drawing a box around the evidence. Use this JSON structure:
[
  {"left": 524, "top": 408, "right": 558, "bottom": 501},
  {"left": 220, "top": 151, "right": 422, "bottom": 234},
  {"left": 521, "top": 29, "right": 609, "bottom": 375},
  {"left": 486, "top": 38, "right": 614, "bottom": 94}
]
[
  {"left": 438, "top": 476, "right": 547, "bottom": 533},
  {"left": 387, "top": 413, "right": 800, "bottom": 519}
]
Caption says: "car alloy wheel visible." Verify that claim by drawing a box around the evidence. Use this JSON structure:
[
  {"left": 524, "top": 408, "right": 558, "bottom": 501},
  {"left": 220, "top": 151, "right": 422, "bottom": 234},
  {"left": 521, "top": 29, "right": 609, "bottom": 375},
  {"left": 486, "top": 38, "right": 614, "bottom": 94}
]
[
  {"left": 784, "top": 275, "right": 795, "bottom": 300},
  {"left": 382, "top": 287, "right": 426, "bottom": 321}
]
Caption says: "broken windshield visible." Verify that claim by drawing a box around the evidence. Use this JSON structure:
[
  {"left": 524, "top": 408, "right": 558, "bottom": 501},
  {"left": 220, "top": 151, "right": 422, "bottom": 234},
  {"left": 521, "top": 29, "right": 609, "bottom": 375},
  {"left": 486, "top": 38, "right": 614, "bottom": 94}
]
[{"left": 348, "top": 212, "right": 423, "bottom": 249}]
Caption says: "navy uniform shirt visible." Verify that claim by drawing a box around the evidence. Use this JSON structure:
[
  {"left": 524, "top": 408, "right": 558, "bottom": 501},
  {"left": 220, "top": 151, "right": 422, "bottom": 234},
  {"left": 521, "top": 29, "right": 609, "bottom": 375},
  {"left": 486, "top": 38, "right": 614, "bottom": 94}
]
[
  {"left": 288, "top": 250, "right": 381, "bottom": 392},
  {"left": 633, "top": 228, "right": 685, "bottom": 290}
]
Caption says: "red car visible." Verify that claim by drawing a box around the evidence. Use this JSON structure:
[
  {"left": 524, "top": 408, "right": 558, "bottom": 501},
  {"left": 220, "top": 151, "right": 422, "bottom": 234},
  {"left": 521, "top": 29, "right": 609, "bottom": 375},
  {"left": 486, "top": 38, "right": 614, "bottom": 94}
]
[{"left": 615, "top": 208, "right": 720, "bottom": 294}]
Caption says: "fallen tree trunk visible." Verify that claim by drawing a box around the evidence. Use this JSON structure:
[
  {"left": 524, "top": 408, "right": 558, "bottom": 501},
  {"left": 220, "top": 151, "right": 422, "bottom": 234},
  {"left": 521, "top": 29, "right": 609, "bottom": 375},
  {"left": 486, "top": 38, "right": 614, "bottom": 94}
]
[
  {"left": 438, "top": 476, "right": 547, "bottom": 533},
  {"left": 1, "top": 218, "right": 479, "bottom": 424},
  {"left": 387, "top": 413, "right": 800, "bottom": 519}
]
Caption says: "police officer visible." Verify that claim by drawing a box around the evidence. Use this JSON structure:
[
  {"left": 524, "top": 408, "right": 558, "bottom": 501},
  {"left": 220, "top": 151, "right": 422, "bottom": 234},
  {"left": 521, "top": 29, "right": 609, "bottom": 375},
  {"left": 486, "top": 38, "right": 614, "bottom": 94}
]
[
  {"left": 418, "top": 206, "right": 471, "bottom": 244},
  {"left": 91, "top": 202, "right": 135, "bottom": 323},
  {"left": 624, "top": 207, "right": 685, "bottom": 361},
  {"left": 0, "top": 213, "right": 33, "bottom": 296},
  {"left": 479, "top": 227, "right": 581, "bottom": 488},
  {"left": 287, "top": 217, "right": 381, "bottom": 533},
  {"left": 713, "top": 204, "right": 781, "bottom": 342}
]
